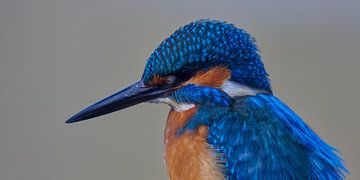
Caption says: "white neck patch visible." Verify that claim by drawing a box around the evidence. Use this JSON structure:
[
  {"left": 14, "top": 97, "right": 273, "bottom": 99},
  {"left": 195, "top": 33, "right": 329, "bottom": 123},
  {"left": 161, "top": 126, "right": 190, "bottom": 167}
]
[{"left": 221, "top": 80, "right": 263, "bottom": 97}]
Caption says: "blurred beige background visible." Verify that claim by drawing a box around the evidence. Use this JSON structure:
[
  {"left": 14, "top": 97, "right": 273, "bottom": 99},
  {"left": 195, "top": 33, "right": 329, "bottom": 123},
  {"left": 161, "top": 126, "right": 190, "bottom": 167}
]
[{"left": 0, "top": 0, "right": 359, "bottom": 179}]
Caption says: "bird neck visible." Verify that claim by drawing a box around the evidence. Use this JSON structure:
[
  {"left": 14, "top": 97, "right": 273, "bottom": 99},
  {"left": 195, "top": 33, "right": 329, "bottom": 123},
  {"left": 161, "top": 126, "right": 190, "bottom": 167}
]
[{"left": 164, "top": 107, "right": 223, "bottom": 180}]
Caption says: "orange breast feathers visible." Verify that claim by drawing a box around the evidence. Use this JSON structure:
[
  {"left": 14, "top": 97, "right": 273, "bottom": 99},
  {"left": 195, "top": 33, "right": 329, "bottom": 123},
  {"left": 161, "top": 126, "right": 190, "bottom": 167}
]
[{"left": 164, "top": 108, "right": 224, "bottom": 180}]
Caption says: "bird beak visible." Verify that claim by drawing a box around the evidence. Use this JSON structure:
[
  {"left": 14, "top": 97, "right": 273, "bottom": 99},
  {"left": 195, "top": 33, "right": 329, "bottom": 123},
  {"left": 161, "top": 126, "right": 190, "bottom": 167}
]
[{"left": 66, "top": 80, "right": 168, "bottom": 123}]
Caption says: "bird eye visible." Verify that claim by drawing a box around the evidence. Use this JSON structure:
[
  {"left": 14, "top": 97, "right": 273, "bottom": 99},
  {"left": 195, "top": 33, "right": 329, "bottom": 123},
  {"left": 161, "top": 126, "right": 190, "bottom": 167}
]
[{"left": 175, "top": 69, "right": 194, "bottom": 82}]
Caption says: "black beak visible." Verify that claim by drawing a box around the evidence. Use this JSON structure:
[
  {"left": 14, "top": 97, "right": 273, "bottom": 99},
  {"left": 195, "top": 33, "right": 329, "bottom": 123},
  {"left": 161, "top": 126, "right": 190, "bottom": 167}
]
[{"left": 66, "top": 80, "right": 167, "bottom": 123}]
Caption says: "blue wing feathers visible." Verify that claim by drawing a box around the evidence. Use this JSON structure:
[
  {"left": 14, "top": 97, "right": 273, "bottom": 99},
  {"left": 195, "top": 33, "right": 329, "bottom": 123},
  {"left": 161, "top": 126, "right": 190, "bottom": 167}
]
[
  {"left": 183, "top": 94, "right": 346, "bottom": 179},
  {"left": 261, "top": 95, "right": 347, "bottom": 179}
]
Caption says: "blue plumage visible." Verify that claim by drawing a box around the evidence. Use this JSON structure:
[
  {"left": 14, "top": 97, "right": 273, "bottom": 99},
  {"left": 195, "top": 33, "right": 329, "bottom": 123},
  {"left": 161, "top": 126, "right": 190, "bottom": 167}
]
[
  {"left": 176, "top": 92, "right": 346, "bottom": 179},
  {"left": 172, "top": 84, "right": 231, "bottom": 107}
]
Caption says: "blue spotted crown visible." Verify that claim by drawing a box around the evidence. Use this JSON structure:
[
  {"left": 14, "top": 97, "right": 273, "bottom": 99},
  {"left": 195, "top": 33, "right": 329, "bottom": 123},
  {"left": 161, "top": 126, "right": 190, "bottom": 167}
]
[{"left": 142, "top": 19, "right": 271, "bottom": 93}]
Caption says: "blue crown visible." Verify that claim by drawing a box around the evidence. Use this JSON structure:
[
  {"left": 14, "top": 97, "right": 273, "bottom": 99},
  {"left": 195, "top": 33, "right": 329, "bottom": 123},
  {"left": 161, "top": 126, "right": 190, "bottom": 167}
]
[{"left": 142, "top": 19, "right": 271, "bottom": 93}]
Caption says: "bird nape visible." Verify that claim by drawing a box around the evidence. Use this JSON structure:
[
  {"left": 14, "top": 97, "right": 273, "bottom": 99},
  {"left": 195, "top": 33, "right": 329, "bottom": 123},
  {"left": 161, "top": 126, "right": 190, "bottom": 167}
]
[{"left": 67, "top": 19, "right": 347, "bottom": 179}]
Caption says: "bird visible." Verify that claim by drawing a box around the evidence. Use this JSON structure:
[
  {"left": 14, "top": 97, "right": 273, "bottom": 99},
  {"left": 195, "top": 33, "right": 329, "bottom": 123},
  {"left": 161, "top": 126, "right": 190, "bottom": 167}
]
[{"left": 67, "top": 19, "right": 347, "bottom": 179}]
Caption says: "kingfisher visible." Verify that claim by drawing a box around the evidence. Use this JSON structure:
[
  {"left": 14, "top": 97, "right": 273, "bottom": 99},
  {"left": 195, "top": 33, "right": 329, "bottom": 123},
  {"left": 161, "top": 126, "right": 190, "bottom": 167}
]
[{"left": 67, "top": 20, "right": 347, "bottom": 179}]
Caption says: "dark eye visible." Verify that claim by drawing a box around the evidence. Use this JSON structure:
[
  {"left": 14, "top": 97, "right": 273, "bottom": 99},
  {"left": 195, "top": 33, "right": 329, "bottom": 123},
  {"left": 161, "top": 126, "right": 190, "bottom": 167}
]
[{"left": 176, "top": 69, "right": 194, "bottom": 82}]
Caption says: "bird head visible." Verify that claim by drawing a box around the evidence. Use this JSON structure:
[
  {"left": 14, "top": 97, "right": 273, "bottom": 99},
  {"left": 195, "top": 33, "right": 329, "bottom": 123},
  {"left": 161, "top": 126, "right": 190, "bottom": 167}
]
[{"left": 67, "top": 19, "right": 271, "bottom": 123}]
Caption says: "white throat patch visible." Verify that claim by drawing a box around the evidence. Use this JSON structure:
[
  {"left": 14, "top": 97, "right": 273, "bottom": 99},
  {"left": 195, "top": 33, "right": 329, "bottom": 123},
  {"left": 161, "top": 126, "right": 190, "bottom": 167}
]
[{"left": 150, "top": 97, "right": 195, "bottom": 112}]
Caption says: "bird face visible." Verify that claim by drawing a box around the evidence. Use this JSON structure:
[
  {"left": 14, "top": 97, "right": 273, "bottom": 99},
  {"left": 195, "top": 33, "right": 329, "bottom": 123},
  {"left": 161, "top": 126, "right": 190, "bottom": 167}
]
[{"left": 67, "top": 19, "right": 271, "bottom": 123}]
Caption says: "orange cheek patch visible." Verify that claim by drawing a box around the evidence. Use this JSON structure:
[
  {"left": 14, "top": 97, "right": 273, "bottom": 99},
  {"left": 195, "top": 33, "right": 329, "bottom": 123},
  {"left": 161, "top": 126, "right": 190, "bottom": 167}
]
[{"left": 185, "top": 66, "right": 231, "bottom": 88}]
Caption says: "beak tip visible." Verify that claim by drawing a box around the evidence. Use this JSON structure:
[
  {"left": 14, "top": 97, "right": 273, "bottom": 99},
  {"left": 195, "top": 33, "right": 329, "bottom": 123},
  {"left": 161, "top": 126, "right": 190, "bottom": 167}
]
[
  {"left": 65, "top": 119, "right": 75, "bottom": 124},
  {"left": 66, "top": 112, "right": 87, "bottom": 124},
  {"left": 66, "top": 116, "right": 81, "bottom": 124}
]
